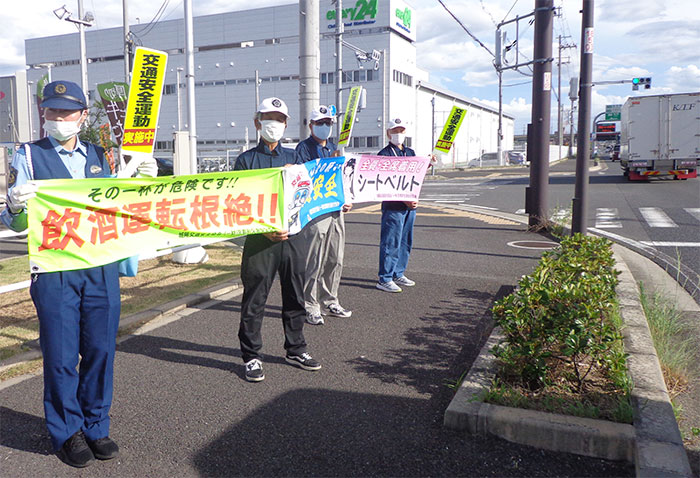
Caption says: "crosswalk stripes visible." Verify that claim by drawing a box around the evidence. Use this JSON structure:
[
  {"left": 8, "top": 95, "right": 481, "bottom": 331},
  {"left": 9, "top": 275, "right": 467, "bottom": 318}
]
[
  {"left": 595, "top": 208, "right": 622, "bottom": 228},
  {"left": 639, "top": 207, "right": 678, "bottom": 228}
]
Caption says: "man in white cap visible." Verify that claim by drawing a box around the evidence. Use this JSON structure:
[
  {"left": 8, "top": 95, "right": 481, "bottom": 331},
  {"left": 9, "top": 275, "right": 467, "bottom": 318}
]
[
  {"left": 375, "top": 117, "right": 418, "bottom": 293},
  {"left": 233, "top": 97, "right": 321, "bottom": 382},
  {"left": 296, "top": 105, "right": 352, "bottom": 325}
]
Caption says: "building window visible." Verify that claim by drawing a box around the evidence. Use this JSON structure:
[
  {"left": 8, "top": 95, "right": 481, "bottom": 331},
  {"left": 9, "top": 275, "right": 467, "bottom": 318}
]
[
  {"left": 392, "top": 69, "right": 413, "bottom": 87},
  {"left": 366, "top": 136, "right": 380, "bottom": 148}
]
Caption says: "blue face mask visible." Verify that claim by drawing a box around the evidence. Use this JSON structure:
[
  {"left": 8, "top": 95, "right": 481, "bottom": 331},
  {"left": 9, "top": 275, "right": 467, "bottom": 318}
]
[{"left": 312, "top": 123, "right": 332, "bottom": 140}]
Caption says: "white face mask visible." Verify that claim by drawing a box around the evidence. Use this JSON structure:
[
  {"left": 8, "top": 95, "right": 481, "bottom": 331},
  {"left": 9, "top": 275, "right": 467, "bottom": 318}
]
[
  {"left": 390, "top": 133, "right": 406, "bottom": 146},
  {"left": 44, "top": 118, "right": 83, "bottom": 141},
  {"left": 312, "top": 123, "right": 332, "bottom": 140},
  {"left": 259, "top": 120, "right": 286, "bottom": 143}
]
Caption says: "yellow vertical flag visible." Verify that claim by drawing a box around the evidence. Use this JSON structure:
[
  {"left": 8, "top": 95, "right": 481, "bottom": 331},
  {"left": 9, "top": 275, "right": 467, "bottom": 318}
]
[
  {"left": 433, "top": 106, "right": 467, "bottom": 155},
  {"left": 338, "top": 86, "right": 363, "bottom": 147},
  {"left": 122, "top": 47, "right": 168, "bottom": 154}
]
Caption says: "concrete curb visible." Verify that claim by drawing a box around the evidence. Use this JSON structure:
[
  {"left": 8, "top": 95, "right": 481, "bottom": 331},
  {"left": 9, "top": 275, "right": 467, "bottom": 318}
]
[
  {"left": 0, "top": 279, "right": 242, "bottom": 375},
  {"left": 443, "top": 242, "right": 692, "bottom": 476}
]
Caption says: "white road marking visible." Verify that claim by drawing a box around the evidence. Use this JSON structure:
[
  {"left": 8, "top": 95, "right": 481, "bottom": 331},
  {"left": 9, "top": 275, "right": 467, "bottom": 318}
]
[
  {"left": 640, "top": 241, "right": 700, "bottom": 247},
  {"left": 684, "top": 208, "right": 700, "bottom": 222},
  {"left": 595, "top": 208, "right": 622, "bottom": 228},
  {"left": 515, "top": 209, "right": 526, "bottom": 214},
  {"left": 639, "top": 207, "right": 678, "bottom": 228}
]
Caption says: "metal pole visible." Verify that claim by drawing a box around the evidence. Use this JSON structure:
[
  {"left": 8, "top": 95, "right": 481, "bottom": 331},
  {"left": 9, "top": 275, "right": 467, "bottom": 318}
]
[
  {"left": 254, "top": 70, "right": 260, "bottom": 142},
  {"left": 299, "top": 0, "right": 320, "bottom": 140},
  {"left": 335, "top": 0, "right": 343, "bottom": 144},
  {"left": 571, "top": 0, "right": 594, "bottom": 235},
  {"left": 27, "top": 81, "right": 34, "bottom": 142},
  {"left": 184, "top": 0, "right": 198, "bottom": 173},
  {"left": 176, "top": 67, "right": 183, "bottom": 130},
  {"left": 527, "top": 0, "right": 554, "bottom": 230},
  {"left": 431, "top": 95, "right": 436, "bottom": 175},
  {"left": 557, "top": 34, "right": 562, "bottom": 161},
  {"left": 77, "top": 0, "right": 88, "bottom": 97},
  {"left": 569, "top": 99, "right": 575, "bottom": 157},
  {"left": 123, "top": 0, "right": 131, "bottom": 82},
  {"left": 497, "top": 68, "right": 503, "bottom": 165}
]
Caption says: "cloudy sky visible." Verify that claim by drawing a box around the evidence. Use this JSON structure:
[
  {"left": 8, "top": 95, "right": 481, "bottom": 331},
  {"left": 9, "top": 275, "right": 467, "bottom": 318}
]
[{"left": 3, "top": 0, "right": 700, "bottom": 133}]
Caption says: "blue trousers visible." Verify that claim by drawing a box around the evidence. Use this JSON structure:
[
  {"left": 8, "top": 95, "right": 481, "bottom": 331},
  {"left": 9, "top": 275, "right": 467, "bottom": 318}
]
[
  {"left": 30, "top": 263, "right": 121, "bottom": 451},
  {"left": 378, "top": 205, "right": 416, "bottom": 283}
]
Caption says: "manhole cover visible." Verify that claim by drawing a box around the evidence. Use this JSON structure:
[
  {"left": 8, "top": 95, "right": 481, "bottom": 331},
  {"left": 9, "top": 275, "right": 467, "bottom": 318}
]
[{"left": 507, "top": 240, "right": 558, "bottom": 250}]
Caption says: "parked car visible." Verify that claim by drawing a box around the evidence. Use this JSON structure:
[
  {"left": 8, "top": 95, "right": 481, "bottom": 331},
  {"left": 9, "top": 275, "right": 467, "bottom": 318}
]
[
  {"left": 506, "top": 150, "right": 527, "bottom": 165},
  {"left": 156, "top": 157, "right": 174, "bottom": 176},
  {"left": 468, "top": 152, "right": 499, "bottom": 168}
]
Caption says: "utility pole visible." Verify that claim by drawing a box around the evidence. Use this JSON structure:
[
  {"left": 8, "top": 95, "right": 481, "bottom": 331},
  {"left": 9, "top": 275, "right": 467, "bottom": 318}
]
[
  {"left": 299, "top": 0, "right": 320, "bottom": 140},
  {"left": 571, "top": 0, "right": 594, "bottom": 235},
  {"left": 176, "top": 67, "right": 183, "bottom": 130},
  {"left": 122, "top": 0, "right": 130, "bottom": 82},
  {"left": 527, "top": 0, "right": 554, "bottom": 230},
  {"left": 184, "top": 0, "right": 198, "bottom": 174},
  {"left": 77, "top": 0, "right": 88, "bottom": 96},
  {"left": 335, "top": 0, "right": 343, "bottom": 145},
  {"left": 557, "top": 34, "right": 575, "bottom": 160}
]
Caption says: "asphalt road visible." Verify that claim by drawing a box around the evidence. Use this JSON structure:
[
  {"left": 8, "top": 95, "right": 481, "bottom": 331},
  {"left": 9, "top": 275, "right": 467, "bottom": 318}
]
[
  {"left": 422, "top": 159, "right": 700, "bottom": 300},
  {"left": 0, "top": 203, "right": 633, "bottom": 476}
]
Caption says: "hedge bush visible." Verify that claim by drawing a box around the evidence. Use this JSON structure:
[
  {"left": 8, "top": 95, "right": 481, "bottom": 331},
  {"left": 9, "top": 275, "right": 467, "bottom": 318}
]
[{"left": 491, "top": 234, "right": 627, "bottom": 392}]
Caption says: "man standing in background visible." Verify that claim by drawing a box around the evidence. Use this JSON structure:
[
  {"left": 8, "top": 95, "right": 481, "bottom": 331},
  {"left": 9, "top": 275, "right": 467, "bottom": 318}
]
[{"left": 296, "top": 105, "right": 352, "bottom": 325}]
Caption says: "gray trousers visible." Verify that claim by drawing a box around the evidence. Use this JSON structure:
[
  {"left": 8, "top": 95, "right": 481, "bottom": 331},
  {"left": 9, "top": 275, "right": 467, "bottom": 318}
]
[{"left": 303, "top": 212, "right": 345, "bottom": 315}]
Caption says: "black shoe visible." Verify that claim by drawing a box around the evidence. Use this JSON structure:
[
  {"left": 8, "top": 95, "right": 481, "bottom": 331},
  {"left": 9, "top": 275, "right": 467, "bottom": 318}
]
[
  {"left": 87, "top": 436, "right": 120, "bottom": 460},
  {"left": 56, "top": 431, "right": 95, "bottom": 468},
  {"left": 285, "top": 352, "right": 322, "bottom": 371}
]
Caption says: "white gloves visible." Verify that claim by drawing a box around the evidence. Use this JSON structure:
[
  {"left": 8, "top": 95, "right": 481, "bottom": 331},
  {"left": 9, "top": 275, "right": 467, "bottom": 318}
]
[
  {"left": 7, "top": 183, "right": 38, "bottom": 214},
  {"left": 117, "top": 151, "right": 158, "bottom": 178}
]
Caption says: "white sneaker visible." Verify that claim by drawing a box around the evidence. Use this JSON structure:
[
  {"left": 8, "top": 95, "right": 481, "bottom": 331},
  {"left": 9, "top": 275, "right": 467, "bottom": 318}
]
[
  {"left": 326, "top": 303, "right": 352, "bottom": 318},
  {"left": 376, "top": 280, "right": 402, "bottom": 293},
  {"left": 306, "top": 312, "right": 324, "bottom": 325},
  {"left": 394, "top": 276, "right": 415, "bottom": 287}
]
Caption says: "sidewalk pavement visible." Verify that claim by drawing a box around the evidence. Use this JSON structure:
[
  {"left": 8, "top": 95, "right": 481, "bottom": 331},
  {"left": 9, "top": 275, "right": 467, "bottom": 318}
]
[{"left": 0, "top": 201, "right": 644, "bottom": 477}]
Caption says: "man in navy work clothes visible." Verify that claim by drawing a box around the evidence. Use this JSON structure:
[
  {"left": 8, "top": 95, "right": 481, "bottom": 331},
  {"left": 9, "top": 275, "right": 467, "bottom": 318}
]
[
  {"left": 296, "top": 105, "right": 352, "bottom": 326},
  {"left": 0, "top": 81, "right": 157, "bottom": 467},
  {"left": 234, "top": 97, "right": 322, "bottom": 382},
  {"left": 375, "top": 117, "right": 420, "bottom": 293}
]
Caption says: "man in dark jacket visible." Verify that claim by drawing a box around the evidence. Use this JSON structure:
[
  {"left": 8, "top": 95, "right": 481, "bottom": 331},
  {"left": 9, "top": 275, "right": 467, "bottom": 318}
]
[
  {"left": 234, "top": 97, "right": 322, "bottom": 382},
  {"left": 375, "top": 117, "right": 418, "bottom": 293},
  {"left": 295, "top": 105, "right": 352, "bottom": 325}
]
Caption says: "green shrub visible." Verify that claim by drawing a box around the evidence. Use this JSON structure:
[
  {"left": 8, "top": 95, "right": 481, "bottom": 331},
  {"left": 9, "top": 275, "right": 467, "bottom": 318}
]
[{"left": 492, "top": 234, "right": 625, "bottom": 391}]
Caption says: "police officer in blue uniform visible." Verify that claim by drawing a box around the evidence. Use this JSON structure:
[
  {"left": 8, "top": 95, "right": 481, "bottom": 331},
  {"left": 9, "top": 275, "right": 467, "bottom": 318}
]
[
  {"left": 1, "top": 80, "right": 157, "bottom": 467},
  {"left": 295, "top": 105, "right": 352, "bottom": 326},
  {"left": 234, "top": 97, "right": 322, "bottom": 382}
]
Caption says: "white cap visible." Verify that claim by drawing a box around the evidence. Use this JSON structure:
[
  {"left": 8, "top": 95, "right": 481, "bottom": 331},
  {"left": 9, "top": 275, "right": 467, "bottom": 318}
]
[
  {"left": 257, "top": 97, "right": 289, "bottom": 118},
  {"left": 310, "top": 105, "right": 334, "bottom": 122},
  {"left": 387, "top": 117, "right": 407, "bottom": 130}
]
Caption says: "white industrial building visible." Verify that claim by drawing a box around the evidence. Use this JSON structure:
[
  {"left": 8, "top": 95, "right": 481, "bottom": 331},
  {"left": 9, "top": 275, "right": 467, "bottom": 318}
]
[{"left": 19, "top": 0, "right": 513, "bottom": 167}]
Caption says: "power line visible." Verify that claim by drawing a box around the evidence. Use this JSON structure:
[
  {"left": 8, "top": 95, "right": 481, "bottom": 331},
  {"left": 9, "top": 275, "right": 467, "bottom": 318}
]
[
  {"left": 502, "top": 0, "right": 521, "bottom": 23},
  {"left": 437, "top": 0, "right": 494, "bottom": 57}
]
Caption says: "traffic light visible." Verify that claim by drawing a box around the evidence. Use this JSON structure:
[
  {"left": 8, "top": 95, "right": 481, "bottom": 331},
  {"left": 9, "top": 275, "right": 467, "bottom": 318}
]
[{"left": 632, "top": 77, "right": 652, "bottom": 90}]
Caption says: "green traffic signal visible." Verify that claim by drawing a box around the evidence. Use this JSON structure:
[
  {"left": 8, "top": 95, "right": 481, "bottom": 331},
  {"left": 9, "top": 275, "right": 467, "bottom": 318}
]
[{"left": 632, "top": 77, "right": 640, "bottom": 84}]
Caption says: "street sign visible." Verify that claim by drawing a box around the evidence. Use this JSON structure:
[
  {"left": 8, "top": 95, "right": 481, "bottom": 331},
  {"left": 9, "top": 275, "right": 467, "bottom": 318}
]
[{"left": 605, "top": 104, "right": 621, "bottom": 121}]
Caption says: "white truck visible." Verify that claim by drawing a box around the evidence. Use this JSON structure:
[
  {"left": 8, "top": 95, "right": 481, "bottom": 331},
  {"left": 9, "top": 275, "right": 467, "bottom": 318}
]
[{"left": 619, "top": 92, "right": 700, "bottom": 180}]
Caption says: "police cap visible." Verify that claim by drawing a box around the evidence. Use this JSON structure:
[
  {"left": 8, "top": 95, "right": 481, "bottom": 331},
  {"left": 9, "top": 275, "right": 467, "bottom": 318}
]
[{"left": 40, "top": 81, "right": 87, "bottom": 110}]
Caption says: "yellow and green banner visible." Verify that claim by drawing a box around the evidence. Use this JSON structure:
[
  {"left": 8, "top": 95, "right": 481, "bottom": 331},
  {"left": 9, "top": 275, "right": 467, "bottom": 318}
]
[
  {"left": 434, "top": 106, "right": 467, "bottom": 155},
  {"left": 338, "top": 86, "right": 362, "bottom": 147},
  {"left": 122, "top": 47, "right": 168, "bottom": 154},
  {"left": 27, "top": 169, "right": 284, "bottom": 273}
]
